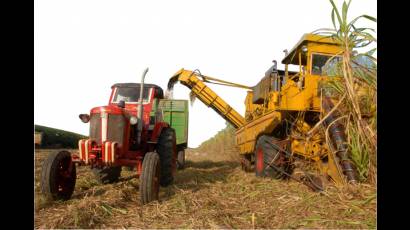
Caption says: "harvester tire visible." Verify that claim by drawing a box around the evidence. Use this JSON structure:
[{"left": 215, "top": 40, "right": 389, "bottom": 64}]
[
  {"left": 92, "top": 166, "right": 122, "bottom": 184},
  {"left": 40, "top": 151, "right": 76, "bottom": 201},
  {"left": 140, "top": 152, "right": 161, "bottom": 204},
  {"left": 156, "top": 127, "right": 176, "bottom": 186},
  {"left": 176, "top": 150, "right": 185, "bottom": 170},
  {"left": 254, "top": 135, "right": 287, "bottom": 179}
]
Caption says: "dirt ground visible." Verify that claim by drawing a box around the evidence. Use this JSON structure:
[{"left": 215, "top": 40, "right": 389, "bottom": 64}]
[{"left": 34, "top": 148, "right": 376, "bottom": 229}]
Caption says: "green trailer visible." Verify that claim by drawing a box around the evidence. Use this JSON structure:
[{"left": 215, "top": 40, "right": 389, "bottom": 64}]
[{"left": 158, "top": 99, "right": 189, "bottom": 169}]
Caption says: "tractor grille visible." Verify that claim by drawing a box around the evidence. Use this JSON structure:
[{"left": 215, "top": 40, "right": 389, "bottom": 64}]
[
  {"left": 89, "top": 114, "right": 101, "bottom": 143},
  {"left": 107, "top": 114, "right": 125, "bottom": 145},
  {"left": 89, "top": 113, "right": 125, "bottom": 145}
]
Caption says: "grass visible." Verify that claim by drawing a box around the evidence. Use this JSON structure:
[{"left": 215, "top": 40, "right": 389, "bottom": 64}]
[{"left": 34, "top": 148, "right": 376, "bottom": 229}]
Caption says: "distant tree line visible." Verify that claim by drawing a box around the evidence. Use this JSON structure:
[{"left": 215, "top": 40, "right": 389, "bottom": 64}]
[{"left": 35, "top": 125, "right": 87, "bottom": 149}]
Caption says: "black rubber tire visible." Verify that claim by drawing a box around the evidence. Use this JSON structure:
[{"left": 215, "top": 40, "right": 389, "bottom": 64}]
[
  {"left": 140, "top": 152, "right": 160, "bottom": 204},
  {"left": 40, "top": 151, "right": 76, "bottom": 200},
  {"left": 254, "top": 135, "right": 287, "bottom": 179},
  {"left": 156, "top": 128, "right": 176, "bottom": 186},
  {"left": 92, "top": 166, "right": 122, "bottom": 184},
  {"left": 176, "top": 149, "right": 185, "bottom": 170}
]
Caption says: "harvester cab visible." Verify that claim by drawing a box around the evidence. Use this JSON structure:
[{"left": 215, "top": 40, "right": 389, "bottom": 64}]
[
  {"left": 248, "top": 33, "right": 344, "bottom": 116},
  {"left": 41, "top": 69, "right": 189, "bottom": 204}
]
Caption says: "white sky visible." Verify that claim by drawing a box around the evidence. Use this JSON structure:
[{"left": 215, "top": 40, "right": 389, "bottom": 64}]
[{"left": 34, "top": 0, "right": 377, "bottom": 148}]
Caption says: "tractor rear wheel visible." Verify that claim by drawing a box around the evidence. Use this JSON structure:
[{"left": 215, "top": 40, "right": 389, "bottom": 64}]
[
  {"left": 140, "top": 152, "right": 161, "bottom": 204},
  {"left": 40, "top": 151, "right": 76, "bottom": 200},
  {"left": 92, "top": 166, "right": 122, "bottom": 184},
  {"left": 176, "top": 149, "right": 185, "bottom": 170},
  {"left": 254, "top": 135, "right": 287, "bottom": 179},
  {"left": 156, "top": 128, "right": 176, "bottom": 186}
]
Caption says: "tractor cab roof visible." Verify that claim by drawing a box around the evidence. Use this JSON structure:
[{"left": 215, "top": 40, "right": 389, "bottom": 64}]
[
  {"left": 281, "top": 33, "right": 341, "bottom": 65},
  {"left": 111, "top": 83, "right": 163, "bottom": 90},
  {"left": 111, "top": 83, "right": 164, "bottom": 99}
]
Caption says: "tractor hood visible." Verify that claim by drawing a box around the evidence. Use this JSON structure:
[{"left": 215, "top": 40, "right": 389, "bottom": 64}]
[
  {"left": 89, "top": 105, "right": 152, "bottom": 128},
  {"left": 90, "top": 105, "right": 124, "bottom": 115}
]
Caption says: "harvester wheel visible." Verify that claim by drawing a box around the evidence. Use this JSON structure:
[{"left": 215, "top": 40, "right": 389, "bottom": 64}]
[
  {"left": 92, "top": 166, "right": 122, "bottom": 184},
  {"left": 176, "top": 150, "right": 185, "bottom": 170},
  {"left": 156, "top": 127, "right": 176, "bottom": 186},
  {"left": 40, "top": 151, "right": 76, "bottom": 201},
  {"left": 140, "top": 152, "right": 161, "bottom": 204},
  {"left": 254, "top": 135, "right": 287, "bottom": 179}
]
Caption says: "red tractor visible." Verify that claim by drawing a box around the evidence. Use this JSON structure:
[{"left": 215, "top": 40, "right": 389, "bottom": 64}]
[{"left": 40, "top": 68, "right": 184, "bottom": 204}]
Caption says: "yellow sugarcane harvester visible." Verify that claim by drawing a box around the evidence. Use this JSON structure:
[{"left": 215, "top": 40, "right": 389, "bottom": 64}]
[{"left": 168, "top": 33, "right": 359, "bottom": 189}]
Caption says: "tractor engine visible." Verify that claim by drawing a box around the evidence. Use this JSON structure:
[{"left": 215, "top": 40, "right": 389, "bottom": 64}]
[{"left": 78, "top": 106, "right": 128, "bottom": 165}]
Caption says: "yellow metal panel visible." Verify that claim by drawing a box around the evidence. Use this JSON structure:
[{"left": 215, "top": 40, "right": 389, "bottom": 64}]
[
  {"left": 171, "top": 69, "right": 245, "bottom": 128},
  {"left": 235, "top": 110, "right": 281, "bottom": 154},
  {"left": 279, "top": 81, "right": 309, "bottom": 111}
]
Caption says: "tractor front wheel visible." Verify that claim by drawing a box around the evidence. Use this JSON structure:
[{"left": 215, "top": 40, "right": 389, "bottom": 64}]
[
  {"left": 140, "top": 152, "right": 161, "bottom": 204},
  {"left": 40, "top": 151, "right": 76, "bottom": 200}
]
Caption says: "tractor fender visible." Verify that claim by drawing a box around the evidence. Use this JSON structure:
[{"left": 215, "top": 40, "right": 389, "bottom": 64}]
[{"left": 150, "top": 122, "right": 170, "bottom": 143}]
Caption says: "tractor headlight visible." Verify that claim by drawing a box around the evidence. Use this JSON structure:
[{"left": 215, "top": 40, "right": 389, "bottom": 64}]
[
  {"left": 130, "top": 116, "right": 138, "bottom": 125},
  {"left": 302, "top": 45, "right": 308, "bottom": 53},
  {"left": 79, "top": 114, "right": 90, "bottom": 123}
]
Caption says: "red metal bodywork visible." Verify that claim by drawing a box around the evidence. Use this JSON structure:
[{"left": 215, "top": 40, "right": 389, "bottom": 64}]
[{"left": 76, "top": 86, "right": 174, "bottom": 175}]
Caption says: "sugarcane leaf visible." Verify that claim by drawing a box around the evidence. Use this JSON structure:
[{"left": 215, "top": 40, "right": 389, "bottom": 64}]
[
  {"left": 362, "top": 15, "right": 377, "bottom": 22},
  {"left": 342, "top": 1, "right": 348, "bottom": 24},
  {"left": 366, "top": 48, "right": 377, "bottom": 56},
  {"left": 329, "top": 0, "right": 343, "bottom": 28},
  {"left": 331, "top": 9, "right": 337, "bottom": 30}
]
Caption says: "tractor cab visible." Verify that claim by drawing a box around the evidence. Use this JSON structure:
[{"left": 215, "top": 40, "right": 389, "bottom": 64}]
[{"left": 109, "top": 83, "right": 164, "bottom": 110}]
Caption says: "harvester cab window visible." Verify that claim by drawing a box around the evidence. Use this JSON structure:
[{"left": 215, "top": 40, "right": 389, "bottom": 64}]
[
  {"left": 311, "top": 54, "right": 341, "bottom": 76},
  {"left": 112, "top": 87, "right": 151, "bottom": 103}
]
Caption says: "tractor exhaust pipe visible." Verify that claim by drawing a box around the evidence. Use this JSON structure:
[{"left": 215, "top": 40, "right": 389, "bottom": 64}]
[
  {"left": 137, "top": 67, "right": 149, "bottom": 144},
  {"left": 322, "top": 97, "right": 358, "bottom": 183}
]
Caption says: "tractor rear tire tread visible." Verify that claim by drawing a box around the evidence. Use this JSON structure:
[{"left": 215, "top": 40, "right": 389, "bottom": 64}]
[{"left": 156, "top": 128, "right": 176, "bottom": 187}]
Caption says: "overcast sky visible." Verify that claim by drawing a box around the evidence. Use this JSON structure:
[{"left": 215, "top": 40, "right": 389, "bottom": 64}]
[{"left": 34, "top": 0, "right": 377, "bottom": 148}]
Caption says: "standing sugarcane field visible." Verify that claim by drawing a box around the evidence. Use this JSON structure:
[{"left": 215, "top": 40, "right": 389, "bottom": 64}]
[{"left": 34, "top": 0, "right": 376, "bottom": 229}]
